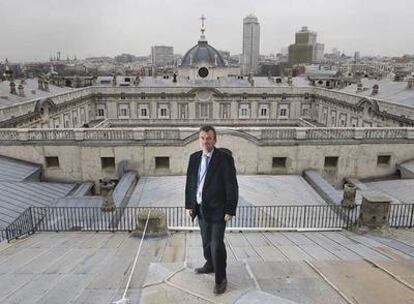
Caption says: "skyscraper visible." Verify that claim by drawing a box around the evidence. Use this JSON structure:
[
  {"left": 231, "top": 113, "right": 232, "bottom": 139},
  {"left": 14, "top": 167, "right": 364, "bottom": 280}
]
[
  {"left": 242, "top": 14, "right": 260, "bottom": 75},
  {"left": 288, "top": 26, "right": 324, "bottom": 65}
]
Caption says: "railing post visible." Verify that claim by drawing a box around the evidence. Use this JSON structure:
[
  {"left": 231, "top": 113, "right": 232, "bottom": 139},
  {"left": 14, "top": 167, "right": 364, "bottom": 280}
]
[
  {"left": 410, "top": 204, "right": 414, "bottom": 228},
  {"left": 29, "top": 207, "right": 35, "bottom": 235},
  {"left": 6, "top": 227, "right": 10, "bottom": 243},
  {"left": 302, "top": 206, "right": 307, "bottom": 228}
]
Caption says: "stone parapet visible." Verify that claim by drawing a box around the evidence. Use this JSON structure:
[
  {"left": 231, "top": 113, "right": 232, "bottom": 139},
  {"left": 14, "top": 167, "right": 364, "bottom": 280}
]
[{"left": 1, "top": 127, "right": 413, "bottom": 145}]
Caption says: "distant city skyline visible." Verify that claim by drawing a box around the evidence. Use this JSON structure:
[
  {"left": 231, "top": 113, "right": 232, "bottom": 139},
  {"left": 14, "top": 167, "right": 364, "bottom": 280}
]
[{"left": 0, "top": 0, "right": 413, "bottom": 62}]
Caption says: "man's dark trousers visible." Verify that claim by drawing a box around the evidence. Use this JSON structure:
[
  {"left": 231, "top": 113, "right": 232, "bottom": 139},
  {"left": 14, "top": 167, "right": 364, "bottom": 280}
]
[{"left": 197, "top": 205, "right": 227, "bottom": 284}]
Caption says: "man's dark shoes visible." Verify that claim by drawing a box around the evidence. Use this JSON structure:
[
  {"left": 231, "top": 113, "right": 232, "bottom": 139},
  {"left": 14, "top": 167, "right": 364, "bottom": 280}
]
[
  {"left": 194, "top": 264, "right": 214, "bottom": 274},
  {"left": 213, "top": 278, "right": 227, "bottom": 295}
]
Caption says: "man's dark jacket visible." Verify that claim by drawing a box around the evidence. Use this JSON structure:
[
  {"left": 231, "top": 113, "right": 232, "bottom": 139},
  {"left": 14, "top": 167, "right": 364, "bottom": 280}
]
[{"left": 185, "top": 148, "right": 238, "bottom": 223}]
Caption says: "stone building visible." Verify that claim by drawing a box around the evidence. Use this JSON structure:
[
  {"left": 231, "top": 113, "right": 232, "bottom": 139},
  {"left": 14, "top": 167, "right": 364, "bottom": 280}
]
[
  {"left": 0, "top": 22, "right": 413, "bottom": 189},
  {"left": 289, "top": 26, "right": 325, "bottom": 65}
]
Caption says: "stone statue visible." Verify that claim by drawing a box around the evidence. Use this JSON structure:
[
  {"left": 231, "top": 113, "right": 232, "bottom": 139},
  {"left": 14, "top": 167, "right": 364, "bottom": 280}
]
[{"left": 99, "top": 178, "right": 116, "bottom": 212}]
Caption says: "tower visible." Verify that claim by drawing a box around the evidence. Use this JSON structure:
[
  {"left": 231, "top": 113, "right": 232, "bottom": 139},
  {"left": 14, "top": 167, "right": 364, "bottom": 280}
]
[
  {"left": 288, "top": 26, "right": 324, "bottom": 65},
  {"left": 242, "top": 14, "right": 260, "bottom": 75}
]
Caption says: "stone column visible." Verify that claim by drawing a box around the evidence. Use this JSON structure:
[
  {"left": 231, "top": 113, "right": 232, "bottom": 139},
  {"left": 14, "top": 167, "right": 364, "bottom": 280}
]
[{"left": 355, "top": 191, "right": 391, "bottom": 233}]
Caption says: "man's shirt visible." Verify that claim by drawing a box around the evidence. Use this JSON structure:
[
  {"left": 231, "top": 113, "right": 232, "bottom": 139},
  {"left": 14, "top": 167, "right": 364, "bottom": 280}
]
[{"left": 196, "top": 148, "right": 214, "bottom": 204}]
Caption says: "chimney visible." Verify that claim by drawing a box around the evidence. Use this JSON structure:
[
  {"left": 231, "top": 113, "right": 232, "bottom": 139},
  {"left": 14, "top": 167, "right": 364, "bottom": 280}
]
[
  {"left": 287, "top": 76, "right": 293, "bottom": 86},
  {"left": 44, "top": 80, "right": 49, "bottom": 91},
  {"left": 18, "top": 82, "right": 25, "bottom": 97},
  {"left": 357, "top": 82, "right": 363, "bottom": 92},
  {"left": 38, "top": 78, "right": 44, "bottom": 90},
  {"left": 371, "top": 84, "right": 379, "bottom": 95},
  {"left": 408, "top": 77, "right": 414, "bottom": 89},
  {"left": 9, "top": 81, "right": 17, "bottom": 94},
  {"left": 248, "top": 73, "right": 254, "bottom": 86}
]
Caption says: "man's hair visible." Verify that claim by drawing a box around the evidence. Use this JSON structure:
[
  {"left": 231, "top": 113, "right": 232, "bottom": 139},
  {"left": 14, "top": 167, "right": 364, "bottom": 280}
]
[{"left": 199, "top": 125, "right": 217, "bottom": 140}]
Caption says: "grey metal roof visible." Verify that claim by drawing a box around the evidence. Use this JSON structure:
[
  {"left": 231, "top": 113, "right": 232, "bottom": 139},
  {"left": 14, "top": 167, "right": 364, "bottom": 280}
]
[
  {"left": 337, "top": 78, "right": 414, "bottom": 106},
  {"left": 181, "top": 40, "right": 226, "bottom": 67},
  {"left": 0, "top": 181, "right": 76, "bottom": 229},
  {"left": 0, "top": 156, "right": 41, "bottom": 182},
  {"left": 0, "top": 79, "right": 73, "bottom": 107},
  {"left": 96, "top": 75, "right": 310, "bottom": 88}
]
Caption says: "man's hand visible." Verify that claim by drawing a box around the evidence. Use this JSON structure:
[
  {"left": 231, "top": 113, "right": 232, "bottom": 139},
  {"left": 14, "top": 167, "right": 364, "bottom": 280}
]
[
  {"left": 224, "top": 214, "right": 233, "bottom": 222},
  {"left": 187, "top": 209, "right": 194, "bottom": 217}
]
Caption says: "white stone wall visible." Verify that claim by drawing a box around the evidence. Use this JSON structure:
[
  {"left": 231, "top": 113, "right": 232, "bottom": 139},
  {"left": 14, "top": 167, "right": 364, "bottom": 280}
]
[{"left": 0, "top": 133, "right": 413, "bottom": 188}]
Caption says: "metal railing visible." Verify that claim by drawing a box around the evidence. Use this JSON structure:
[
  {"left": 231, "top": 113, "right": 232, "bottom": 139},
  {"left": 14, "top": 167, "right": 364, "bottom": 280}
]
[
  {"left": 4, "top": 208, "right": 35, "bottom": 242},
  {"left": 3, "top": 204, "right": 413, "bottom": 242},
  {"left": 0, "top": 230, "right": 7, "bottom": 243},
  {"left": 27, "top": 205, "right": 359, "bottom": 231},
  {"left": 389, "top": 204, "right": 414, "bottom": 228}
]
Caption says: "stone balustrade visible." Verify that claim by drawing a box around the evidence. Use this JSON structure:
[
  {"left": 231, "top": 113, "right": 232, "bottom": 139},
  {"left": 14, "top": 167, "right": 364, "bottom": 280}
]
[{"left": 0, "top": 127, "right": 413, "bottom": 144}]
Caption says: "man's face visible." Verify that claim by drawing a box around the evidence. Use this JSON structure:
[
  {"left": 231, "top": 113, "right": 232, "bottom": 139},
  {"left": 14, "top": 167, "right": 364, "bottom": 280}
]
[{"left": 199, "top": 130, "right": 216, "bottom": 153}]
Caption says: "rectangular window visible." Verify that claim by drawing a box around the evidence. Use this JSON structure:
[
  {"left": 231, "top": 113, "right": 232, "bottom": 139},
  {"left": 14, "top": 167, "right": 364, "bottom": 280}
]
[
  {"left": 351, "top": 117, "right": 358, "bottom": 127},
  {"left": 280, "top": 108, "right": 287, "bottom": 116},
  {"left": 97, "top": 109, "right": 105, "bottom": 117},
  {"left": 101, "top": 157, "right": 115, "bottom": 169},
  {"left": 45, "top": 156, "right": 59, "bottom": 168},
  {"left": 72, "top": 110, "right": 78, "bottom": 127},
  {"left": 330, "top": 110, "right": 337, "bottom": 126},
  {"left": 158, "top": 104, "right": 169, "bottom": 118},
  {"left": 259, "top": 104, "right": 269, "bottom": 118},
  {"left": 64, "top": 114, "right": 70, "bottom": 128},
  {"left": 322, "top": 107, "right": 328, "bottom": 125},
  {"left": 200, "top": 104, "right": 209, "bottom": 118},
  {"left": 118, "top": 104, "right": 129, "bottom": 118},
  {"left": 377, "top": 155, "right": 391, "bottom": 166},
  {"left": 220, "top": 103, "right": 230, "bottom": 119},
  {"left": 179, "top": 103, "right": 188, "bottom": 119},
  {"left": 53, "top": 117, "right": 61, "bottom": 128},
  {"left": 339, "top": 114, "right": 347, "bottom": 127},
  {"left": 80, "top": 107, "right": 86, "bottom": 123},
  {"left": 155, "top": 157, "right": 170, "bottom": 169},
  {"left": 301, "top": 104, "right": 310, "bottom": 116},
  {"left": 138, "top": 104, "right": 150, "bottom": 118},
  {"left": 324, "top": 156, "right": 338, "bottom": 168},
  {"left": 239, "top": 104, "right": 250, "bottom": 118},
  {"left": 272, "top": 157, "right": 287, "bottom": 168}
]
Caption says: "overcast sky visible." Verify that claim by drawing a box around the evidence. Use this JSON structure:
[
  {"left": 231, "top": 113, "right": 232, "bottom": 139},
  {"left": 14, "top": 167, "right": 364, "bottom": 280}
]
[{"left": 1, "top": 0, "right": 413, "bottom": 62}]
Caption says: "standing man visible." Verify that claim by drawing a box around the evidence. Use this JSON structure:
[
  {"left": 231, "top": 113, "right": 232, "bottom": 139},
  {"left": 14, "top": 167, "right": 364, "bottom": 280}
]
[{"left": 185, "top": 125, "right": 239, "bottom": 295}]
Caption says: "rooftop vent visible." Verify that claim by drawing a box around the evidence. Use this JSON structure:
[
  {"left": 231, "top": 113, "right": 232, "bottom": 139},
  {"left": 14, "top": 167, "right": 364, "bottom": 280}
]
[{"left": 371, "top": 84, "right": 379, "bottom": 95}]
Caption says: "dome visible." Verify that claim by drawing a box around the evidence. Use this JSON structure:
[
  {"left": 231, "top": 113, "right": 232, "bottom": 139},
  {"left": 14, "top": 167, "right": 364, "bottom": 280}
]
[{"left": 181, "top": 39, "right": 226, "bottom": 68}]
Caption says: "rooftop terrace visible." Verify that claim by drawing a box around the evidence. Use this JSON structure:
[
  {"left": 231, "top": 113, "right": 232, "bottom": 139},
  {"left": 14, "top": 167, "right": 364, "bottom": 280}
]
[{"left": 1, "top": 229, "right": 413, "bottom": 304}]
